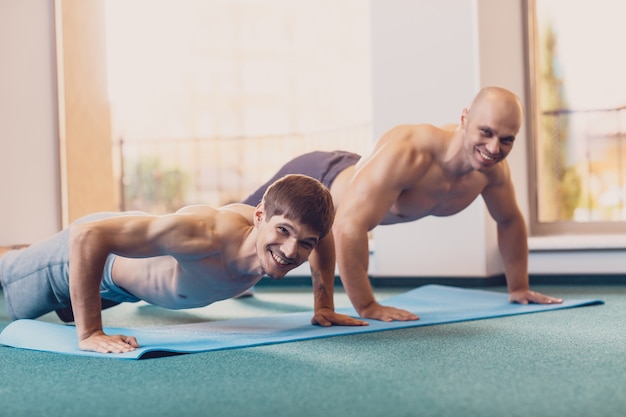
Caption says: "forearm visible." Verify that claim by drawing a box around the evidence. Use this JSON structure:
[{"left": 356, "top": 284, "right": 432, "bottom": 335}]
[
  {"left": 497, "top": 218, "right": 530, "bottom": 293},
  {"left": 312, "top": 272, "right": 334, "bottom": 312},
  {"left": 71, "top": 285, "right": 104, "bottom": 341},
  {"left": 309, "top": 250, "right": 336, "bottom": 312},
  {"left": 308, "top": 234, "right": 338, "bottom": 313},
  {"left": 335, "top": 228, "right": 376, "bottom": 314},
  {"left": 68, "top": 226, "right": 107, "bottom": 341}
]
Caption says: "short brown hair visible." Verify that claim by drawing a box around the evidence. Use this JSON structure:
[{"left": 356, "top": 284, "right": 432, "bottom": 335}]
[{"left": 262, "top": 174, "right": 335, "bottom": 239}]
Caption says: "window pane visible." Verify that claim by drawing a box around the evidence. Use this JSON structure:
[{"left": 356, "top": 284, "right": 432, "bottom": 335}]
[
  {"left": 528, "top": 0, "right": 626, "bottom": 233},
  {"left": 105, "top": 0, "right": 371, "bottom": 212}
]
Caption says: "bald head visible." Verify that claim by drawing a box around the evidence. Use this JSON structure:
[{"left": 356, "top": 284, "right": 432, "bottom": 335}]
[{"left": 467, "top": 87, "right": 524, "bottom": 133}]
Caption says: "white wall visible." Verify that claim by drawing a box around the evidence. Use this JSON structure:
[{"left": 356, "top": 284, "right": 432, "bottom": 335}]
[
  {"left": 0, "top": 0, "right": 61, "bottom": 244},
  {"left": 2, "top": 0, "right": 624, "bottom": 276},
  {"left": 370, "top": 0, "right": 494, "bottom": 277}
]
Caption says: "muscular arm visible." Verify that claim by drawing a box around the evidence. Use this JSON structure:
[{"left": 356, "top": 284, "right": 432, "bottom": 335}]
[
  {"left": 69, "top": 212, "right": 221, "bottom": 353},
  {"left": 335, "top": 128, "right": 423, "bottom": 321},
  {"left": 309, "top": 234, "right": 336, "bottom": 312},
  {"left": 482, "top": 166, "right": 562, "bottom": 304},
  {"left": 309, "top": 233, "right": 368, "bottom": 327}
]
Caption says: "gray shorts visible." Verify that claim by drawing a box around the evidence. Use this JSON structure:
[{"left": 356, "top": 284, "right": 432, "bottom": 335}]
[
  {"left": 0, "top": 212, "right": 141, "bottom": 320},
  {"left": 241, "top": 150, "right": 361, "bottom": 206}
]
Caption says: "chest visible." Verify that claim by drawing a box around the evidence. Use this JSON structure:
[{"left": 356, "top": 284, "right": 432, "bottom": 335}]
[
  {"left": 113, "top": 256, "right": 260, "bottom": 309},
  {"left": 383, "top": 173, "right": 488, "bottom": 223},
  {"left": 171, "top": 260, "right": 260, "bottom": 306}
]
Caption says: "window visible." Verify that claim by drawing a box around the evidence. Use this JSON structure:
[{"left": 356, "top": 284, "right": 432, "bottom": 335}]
[
  {"left": 106, "top": 0, "right": 371, "bottom": 212},
  {"left": 57, "top": 0, "right": 371, "bottom": 219},
  {"left": 526, "top": 0, "right": 626, "bottom": 235}
]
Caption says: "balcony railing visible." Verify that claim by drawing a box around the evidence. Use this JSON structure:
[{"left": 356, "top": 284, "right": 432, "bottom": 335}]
[{"left": 115, "top": 124, "right": 371, "bottom": 213}]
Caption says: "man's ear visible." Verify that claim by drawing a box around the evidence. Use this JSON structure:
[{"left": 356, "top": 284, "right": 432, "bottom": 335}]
[
  {"left": 461, "top": 108, "right": 469, "bottom": 126},
  {"left": 253, "top": 202, "right": 266, "bottom": 226}
]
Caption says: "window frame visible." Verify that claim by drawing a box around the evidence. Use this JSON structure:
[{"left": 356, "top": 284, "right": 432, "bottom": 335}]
[{"left": 523, "top": 0, "right": 626, "bottom": 236}]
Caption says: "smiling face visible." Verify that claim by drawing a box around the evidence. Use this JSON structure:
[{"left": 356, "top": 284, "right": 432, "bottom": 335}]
[
  {"left": 253, "top": 208, "right": 320, "bottom": 279},
  {"left": 461, "top": 87, "right": 523, "bottom": 172}
]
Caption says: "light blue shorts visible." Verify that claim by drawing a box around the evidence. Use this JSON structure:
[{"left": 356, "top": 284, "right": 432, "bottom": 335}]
[{"left": 0, "top": 212, "right": 141, "bottom": 320}]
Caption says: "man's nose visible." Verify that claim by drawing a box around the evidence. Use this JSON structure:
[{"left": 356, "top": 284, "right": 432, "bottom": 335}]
[
  {"left": 486, "top": 138, "right": 500, "bottom": 155},
  {"left": 282, "top": 239, "right": 298, "bottom": 258}
]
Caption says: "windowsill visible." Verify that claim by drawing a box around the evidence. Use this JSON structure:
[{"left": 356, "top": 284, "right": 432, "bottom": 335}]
[{"left": 529, "top": 234, "right": 626, "bottom": 252}]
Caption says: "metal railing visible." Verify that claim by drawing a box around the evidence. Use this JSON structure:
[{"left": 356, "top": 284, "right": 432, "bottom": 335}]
[{"left": 116, "top": 125, "right": 371, "bottom": 213}]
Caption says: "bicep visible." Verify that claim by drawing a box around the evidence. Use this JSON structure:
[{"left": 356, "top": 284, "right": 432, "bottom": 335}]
[
  {"left": 337, "top": 142, "right": 420, "bottom": 231},
  {"left": 337, "top": 173, "right": 402, "bottom": 232},
  {"left": 482, "top": 178, "right": 523, "bottom": 225}
]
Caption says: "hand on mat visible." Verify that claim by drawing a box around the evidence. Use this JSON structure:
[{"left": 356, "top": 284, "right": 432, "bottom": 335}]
[
  {"left": 359, "top": 302, "right": 419, "bottom": 322},
  {"left": 311, "top": 309, "right": 369, "bottom": 327},
  {"left": 509, "top": 290, "right": 563, "bottom": 305},
  {"left": 79, "top": 331, "right": 140, "bottom": 354}
]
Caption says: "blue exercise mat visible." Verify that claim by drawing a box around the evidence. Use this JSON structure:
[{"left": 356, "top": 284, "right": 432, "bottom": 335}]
[{"left": 0, "top": 285, "right": 603, "bottom": 359}]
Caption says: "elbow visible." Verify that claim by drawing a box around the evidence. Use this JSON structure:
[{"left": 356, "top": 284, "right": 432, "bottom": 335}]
[
  {"left": 69, "top": 223, "right": 103, "bottom": 253},
  {"left": 69, "top": 223, "right": 89, "bottom": 246},
  {"left": 69, "top": 224, "right": 82, "bottom": 246},
  {"left": 497, "top": 214, "right": 528, "bottom": 237},
  {"left": 332, "top": 221, "right": 354, "bottom": 243},
  {"left": 333, "top": 217, "right": 370, "bottom": 237}
]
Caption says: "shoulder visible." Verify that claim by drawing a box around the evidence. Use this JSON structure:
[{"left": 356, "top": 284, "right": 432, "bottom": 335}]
[
  {"left": 156, "top": 205, "right": 252, "bottom": 254},
  {"left": 211, "top": 204, "right": 255, "bottom": 235},
  {"left": 176, "top": 204, "right": 219, "bottom": 215},
  {"left": 219, "top": 203, "right": 254, "bottom": 221},
  {"left": 487, "top": 159, "right": 512, "bottom": 182},
  {"left": 351, "top": 126, "right": 437, "bottom": 190},
  {"left": 178, "top": 204, "right": 253, "bottom": 224},
  {"left": 482, "top": 160, "right": 514, "bottom": 195},
  {"left": 166, "top": 205, "right": 251, "bottom": 235},
  {"left": 375, "top": 124, "right": 443, "bottom": 166},
  {"left": 176, "top": 204, "right": 249, "bottom": 220},
  {"left": 379, "top": 124, "right": 449, "bottom": 152},
  {"left": 382, "top": 123, "right": 439, "bottom": 140}
]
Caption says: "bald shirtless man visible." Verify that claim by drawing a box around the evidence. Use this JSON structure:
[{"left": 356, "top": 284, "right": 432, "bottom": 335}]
[
  {"left": 0, "top": 174, "right": 366, "bottom": 354},
  {"left": 242, "top": 87, "right": 563, "bottom": 322}
]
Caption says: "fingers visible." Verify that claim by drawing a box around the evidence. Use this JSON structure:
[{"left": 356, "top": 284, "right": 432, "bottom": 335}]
[
  {"left": 510, "top": 295, "right": 529, "bottom": 305},
  {"left": 123, "top": 335, "right": 141, "bottom": 348},
  {"left": 315, "top": 306, "right": 420, "bottom": 325},
  {"left": 79, "top": 334, "right": 140, "bottom": 354},
  {"left": 362, "top": 306, "right": 420, "bottom": 322},
  {"left": 311, "top": 315, "right": 332, "bottom": 327},
  {"left": 352, "top": 318, "right": 370, "bottom": 326},
  {"left": 510, "top": 291, "right": 564, "bottom": 305},
  {"left": 379, "top": 310, "right": 420, "bottom": 322},
  {"left": 311, "top": 313, "right": 369, "bottom": 327},
  {"left": 530, "top": 292, "right": 564, "bottom": 304},
  {"left": 338, "top": 316, "right": 369, "bottom": 326}
]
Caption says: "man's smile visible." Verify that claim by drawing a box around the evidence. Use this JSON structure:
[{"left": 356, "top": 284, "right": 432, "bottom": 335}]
[{"left": 270, "top": 249, "right": 291, "bottom": 266}]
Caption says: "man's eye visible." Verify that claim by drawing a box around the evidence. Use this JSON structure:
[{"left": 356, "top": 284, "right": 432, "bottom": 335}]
[
  {"left": 277, "top": 226, "right": 288, "bottom": 234},
  {"left": 480, "top": 128, "right": 492, "bottom": 137}
]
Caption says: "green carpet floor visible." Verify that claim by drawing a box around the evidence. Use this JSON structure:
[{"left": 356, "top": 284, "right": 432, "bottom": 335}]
[{"left": 1, "top": 284, "right": 624, "bottom": 417}]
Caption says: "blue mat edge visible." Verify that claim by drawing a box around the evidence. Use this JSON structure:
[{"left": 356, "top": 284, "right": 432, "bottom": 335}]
[{"left": 0, "top": 285, "right": 605, "bottom": 360}]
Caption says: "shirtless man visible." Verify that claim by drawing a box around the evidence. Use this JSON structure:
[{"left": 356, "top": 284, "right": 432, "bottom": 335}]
[
  {"left": 242, "top": 87, "right": 563, "bottom": 322},
  {"left": 0, "top": 174, "right": 366, "bottom": 354}
]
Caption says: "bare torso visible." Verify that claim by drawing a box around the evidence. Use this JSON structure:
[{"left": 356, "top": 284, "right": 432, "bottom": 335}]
[
  {"left": 110, "top": 205, "right": 262, "bottom": 309},
  {"left": 111, "top": 256, "right": 262, "bottom": 309},
  {"left": 379, "top": 169, "right": 488, "bottom": 224},
  {"left": 331, "top": 123, "right": 498, "bottom": 226}
]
